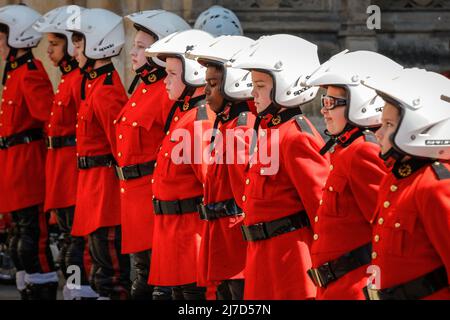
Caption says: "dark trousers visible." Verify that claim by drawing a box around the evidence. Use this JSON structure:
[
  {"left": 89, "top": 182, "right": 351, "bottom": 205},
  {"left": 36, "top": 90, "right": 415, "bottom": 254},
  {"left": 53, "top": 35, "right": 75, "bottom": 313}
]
[
  {"left": 131, "top": 250, "right": 154, "bottom": 300},
  {"left": 217, "top": 279, "right": 245, "bottom": 300},
  {"left": 89, "top": 226, "right": 131, "bottom": 299},
  {"left": 8, "top": 206, "right": 56, "bottom": 275},
  {"left": 172, "top": 283, "right": 206, "bottom": 300},
  {"left": 54, "top": 206, "right": 91, "bottom": 285}
]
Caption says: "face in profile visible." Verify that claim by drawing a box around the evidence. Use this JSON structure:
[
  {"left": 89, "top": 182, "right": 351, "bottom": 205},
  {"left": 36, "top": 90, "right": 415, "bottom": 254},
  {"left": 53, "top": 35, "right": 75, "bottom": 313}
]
[
  {"left": 251, "top": 70, "right": 273, "bottom": 114},
  {"left": 376, "top": 101, "right": 401, "bottom": 156},
  {"left": 164, "top": 57, "right": 185, "bottom": 101},
  {"left": 205, "top": 65, "right": 225, "bottom": 113},
  {"left": 130, "top": 30, "right": 156, "bottom": 71},
  {"left": 47, "top": 33, "right": 66, "bottom": 67}
]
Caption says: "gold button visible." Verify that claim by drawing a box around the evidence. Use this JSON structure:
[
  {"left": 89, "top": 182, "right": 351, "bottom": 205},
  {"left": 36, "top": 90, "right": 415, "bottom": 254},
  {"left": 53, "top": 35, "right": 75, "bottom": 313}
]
[
  {"left": 319, "top": 199, "right": 323, "bottom": 205},
  {"left": 249, "top": 163, "right": 253, "bottom": 169},
  {"left": 174, "top": 116, "right": 179, "bottom": 122},
  {"left": 378, "top": 217, "right": 384, "bottom": 225},
  {"left": 113, "top": 120, "right": 117, "bottom": 124},
  {"left": 166, "top": 131, "right": 170, "bottom": 136},
  {"left": 260, "top": 131, "right": 266, "bottom": 137},
  {"left": 159, "top": 146, "right": 162, "bottom": 151},
  {"left": 132, "top": 122, "right": 138, "bottom": 127},
  {"left": 75, "top": 124, "right": 79, "bottom": 128},
  {"left": 374, "top": 235, "right": 380, "bottom": 242},
  {"left": 118, "top": 134, "right": 123, "bottom": 140},
  {"left": 8, "top": 100, "right": 12, "bottom": 105},
  {"left": 120, "top": 188, "right": 125, "bottom": 193},
  {"left": 48, "top": 124, "right": 51, "bottom": 128},
  {"left": 245, "top": 178, "right": 250, "bottom": 185},
  {"left": 154, "top": 162, "right": 158, "bottom": 168},
  {"left": 0, "top": 110, "right": 3, "bottom": 114},
  {"left": 254, "top": 147, "right": 258, "bottom": 153},
  {"left": 151, "top": 179, "right": 154, "bottom": 184},
  {"left": 56, "top": 90, "right": 59, "bottom": 94},
  {"left": 61, "top": 79, "right": 64, "bottom": 83},
  {"left": 260, "top": 169, "right": 265, "bottom": 174},
  {"left": 395, "top": 223, "right": 401, "bottom": 228},
  {"left": 118, "top": 152, "right": 122, "bottom": 157},
  {"left": 329, "top": 165, "right": 334, "bottom": 171},
  {"left": 88, "top": 84, "right": 92, "bottom": 88},
  {"left": 3, "top": 87, "right": 6, "bottom": 90},
  {"left": 142, "top": 89, "right": 147, "bottom": 94},
  {"left": 314, "top": 216, "right": 319, "bottom": 223},
  {"left": 81, "top": 116, "right": 84, "bottom": 120},
  {"left": 328, "top": 186, "right": 334, "bottom": 192},
  {"left": 50, "top": 112, "right": 54, "bottom": 116},
  {"left": 58, "top": 101, "right": 62, "bottom": 106},
  {"left": 371, "top": 252, "right": 378, "bottom": 259},
  {"left": 122, "top": 117, "right": 126, "bottom": 122},
  {"left": 383, "top": 201, "right": 390, "bottom": 208},
  {"left": 131, "top": 102, "right": 136, "bottom": 107},
  {"left": 7, "top": 75, "right": 10, "bottom": 79},
  {"left": 242, "top": 195, "right": 246, "bottom": 202},
  {"left": 164, "top": 152, "right": 169, "bottom": 157},
  {"left": 390, "top": 185, "right": 398, "bottom": 192},
  {"left": 313, "top": 234, "right": 319, "bottom": 241}
]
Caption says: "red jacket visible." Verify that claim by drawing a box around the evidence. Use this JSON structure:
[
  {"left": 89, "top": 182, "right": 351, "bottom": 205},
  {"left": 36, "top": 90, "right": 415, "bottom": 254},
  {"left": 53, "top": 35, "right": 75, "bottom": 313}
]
[
  {"left": 311, "top": 131, "right": 386, "bottom": 300},
  {"left": 71, "top": 63, "right": 128, "bottom": 236},
  {"left": 242, "top": 108, "right": 329, "bottom": 300},
  {"left": 198, "top": 101, "right": 255, "bottom": 286},
  {"left": 370, "top": 159, "right": 450, "bottom": 299},
  {"left": 114, "top": 69, "right": 173, "bottom": 254},
  {"left": 0, "top": 51, "right": 53, "bottom": 212},
  {"left": 44, "top": 62, "right": 82, "bottom": 212},
  {"left": 149, "top": 94, "right": 214, "bottom": 286}
]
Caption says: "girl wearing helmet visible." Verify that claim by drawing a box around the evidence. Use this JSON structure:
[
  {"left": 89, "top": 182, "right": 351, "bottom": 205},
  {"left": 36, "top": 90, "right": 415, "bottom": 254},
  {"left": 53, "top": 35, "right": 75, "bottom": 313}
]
[
  {"left": 187, "top": 35, "right": 256, "bottom": 300},
  {"left": 145, "top": 29, "right": 215, "bottom": 300},
  {"left": 33, "top": 5, "right": 98, "bottom": 300},
  {"left": 362, "top": 69, "right": 450, "bottom": 300},
  {"left": 115, "top": 10, "right": 190, "bottom": 300},
  {"left": 0, "top": 4, "right": 56, "bottom": 300},
  {"left": 303, "top": 51, "right": 403, "bottom": 299},
  {"left": 66, "top": 8, "right": 130, "bottom": 300},
  {"left": 231, "top": 34, "right": 329, "bottom": 299}
]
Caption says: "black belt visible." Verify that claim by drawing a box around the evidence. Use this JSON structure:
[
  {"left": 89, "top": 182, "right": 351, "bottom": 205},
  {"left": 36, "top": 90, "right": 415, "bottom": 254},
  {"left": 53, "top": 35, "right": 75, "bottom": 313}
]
[
  {"left": 241, "top": 211, "right": 310, "bottom": 242},
  {"left": 114, "top": 160, "right": 155, "bottom": 181},
  {"left": 363, "top": 266, "right": 448, "bottom": 300},
  {"left": 0, "top": 128, "right": 43, "bottom": 149},
  {"left": 45, "top": 135, "right": 76, "bottom": 149},
  {"left": 198, "top": 198, "right": 243, "bottom": 221},
  {"left": 307, "top": 242, "right": 372, "bottom": 288},
  {"left": 153, "top": 196, "right": 203, "bottom": 215},
  {"left": 77, "top": 154, "right": 116, "bottom": 170}
]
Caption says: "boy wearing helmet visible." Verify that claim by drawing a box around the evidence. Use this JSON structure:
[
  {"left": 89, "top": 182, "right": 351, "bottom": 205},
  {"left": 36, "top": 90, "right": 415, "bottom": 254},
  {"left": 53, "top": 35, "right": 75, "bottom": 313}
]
[
  {"left": 67, "top": 8, "right": 130, "bottom": 300},
  {"left": 187, "top": 35, "right": 256, "bottom": 300},
  {"left": 362, "top": 69, "right": 450, "bottom": 300},
  {"left": 116, "top": 10, "right": 190, "bottom": 300},
  {"left": 304, "top": 51, "right": 403, "bottom": 299},
  {"left": 231, "top": 34, "right": 329, "bottom": 299},
  {"left": 0, "top": 4, "right": 57, "bottom": 300},
  {"left": 33, "top": 5, "right": 98, "bottom": 300},
  {"left": 145, "top": 29, "right": 215, "bottom": 300}
]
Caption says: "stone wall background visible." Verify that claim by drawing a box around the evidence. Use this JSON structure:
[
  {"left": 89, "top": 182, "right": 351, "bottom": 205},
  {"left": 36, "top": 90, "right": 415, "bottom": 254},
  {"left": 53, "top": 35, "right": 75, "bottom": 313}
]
[{"left": 1, "top": 0, "right": 449, "bottom": 119}]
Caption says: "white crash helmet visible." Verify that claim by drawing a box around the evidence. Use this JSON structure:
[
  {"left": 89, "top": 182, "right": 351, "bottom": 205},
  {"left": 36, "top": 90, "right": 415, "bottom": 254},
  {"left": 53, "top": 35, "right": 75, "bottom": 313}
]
[
  {"left": 125, "top": 10, "right": 191, "bottom": 67},
  {"left": 194, "top": 5, "right": 243, "bottom": 37},
  {"left": 33, "top": 5, "right": 85, "bottom": 56},
  {"left": 187, "top": 35, "right": 255, "bottom": 100},
  {"left": 305, "top": 50, "right": 403, "bottom": 128},
  {"left": 63, "top": 8, "right": 124, "bottom": 60},
  {"left": 231, "top": 34, "right": 320, "bottom": 108},
  {"left": 145, "top": 29, "right": 214, "bottom": 87},
  {"left": 0, "top": 4, "right": 42, "bottom": 48},
  {"left": 363, "top": 68, "right": 450, "bottom": 160}
]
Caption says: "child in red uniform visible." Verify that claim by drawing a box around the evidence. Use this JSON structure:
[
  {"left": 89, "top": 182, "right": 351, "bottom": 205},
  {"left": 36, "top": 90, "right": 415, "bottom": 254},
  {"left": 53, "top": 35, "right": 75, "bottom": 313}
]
[
  {"left": 68, "top": 8, "right": 130, "bottom": 300},
  {"left": 0, "top": 4, "right": 56, "bottom": 300},
  {"left": 362, "top": 68, "right": 450, "bottom": 300},
  {"left": 232, "top": 34, "right": 329, "bottom": 299},
  {"left": 304, "top": 51, "right": 403, "bottom": 299},
  {"left": 116, "top": 10, "right": 190, "bottom": 300}
]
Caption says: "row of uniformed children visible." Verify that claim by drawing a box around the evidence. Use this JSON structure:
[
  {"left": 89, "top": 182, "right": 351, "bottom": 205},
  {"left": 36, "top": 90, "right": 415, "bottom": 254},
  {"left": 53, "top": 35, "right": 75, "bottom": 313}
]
[{"left": 0, "top": 4, "right": 449, "bottom": 300}]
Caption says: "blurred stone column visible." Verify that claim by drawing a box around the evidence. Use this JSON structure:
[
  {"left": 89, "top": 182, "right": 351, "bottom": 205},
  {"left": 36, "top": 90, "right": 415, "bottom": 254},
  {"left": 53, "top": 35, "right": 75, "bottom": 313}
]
[{"left": 338, "top": 0, "right": 378, "bottom": 51}]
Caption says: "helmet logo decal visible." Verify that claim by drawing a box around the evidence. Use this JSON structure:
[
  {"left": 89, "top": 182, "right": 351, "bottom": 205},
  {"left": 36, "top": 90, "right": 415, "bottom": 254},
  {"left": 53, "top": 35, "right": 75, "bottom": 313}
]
[{"left": 440, "top": 95, "right": 450, "bottom": 103}]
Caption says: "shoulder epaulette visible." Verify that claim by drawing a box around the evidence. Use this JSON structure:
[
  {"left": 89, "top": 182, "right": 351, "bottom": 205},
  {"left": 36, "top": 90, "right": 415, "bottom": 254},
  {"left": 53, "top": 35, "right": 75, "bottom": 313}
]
[
  {"left": 294, "top": 115, "right": 313, "bottom": 136},
  {"left": 237, "top": 111, "right": 248, "bottom": 127},
  {"left": 362, "top": 130, "right": 378, "bottom": 144},
  {"left": 196, "top": 104, "right": 208, "bottom": 121},
  {"left": 431, "top": 161, "right": 450, "bottom": 180}
]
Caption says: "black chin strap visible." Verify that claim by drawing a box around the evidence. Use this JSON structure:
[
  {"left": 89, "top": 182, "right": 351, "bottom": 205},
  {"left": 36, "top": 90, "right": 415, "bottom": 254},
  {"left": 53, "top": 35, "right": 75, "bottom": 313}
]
[
  {"left": 178, "top": 85, "right": 197, "bottom": 101},
  {"left": 128, "top": 63, "right": 151, "bottom": 94},
  {"left": 249, "top": 103, "right": 280, "bottom": 157},
  {"left": 80, "top": 59, "right": 96, "bottom": 100},
  {"left": 2, "top": 48, "right": 18, "bottom": 85}
]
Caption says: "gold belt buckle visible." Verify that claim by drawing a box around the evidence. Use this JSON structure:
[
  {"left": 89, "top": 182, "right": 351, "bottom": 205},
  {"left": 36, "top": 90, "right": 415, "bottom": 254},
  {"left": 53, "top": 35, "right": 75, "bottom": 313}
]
[
  {"left": 115, "top": 166, "right": 126, "bottom": 181},
  {"left": 47, "top": 136, "right": 54, "bottom": 149}
]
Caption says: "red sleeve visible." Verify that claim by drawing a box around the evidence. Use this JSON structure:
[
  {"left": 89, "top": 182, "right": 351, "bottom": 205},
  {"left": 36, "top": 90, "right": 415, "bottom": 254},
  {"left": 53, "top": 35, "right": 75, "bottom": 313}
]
[
  {"left": 92, "top": 85, "right": 128, "bottom": 155},
  {"left": 417, "top": 170, "right": 450, "bottom": 285},
  {"left": 190, "top": 117, "right": 214, "bottom": 184},
  {"left": 20, "top": 69, "right": 54, "bottom": 122},
  {"left": 348, "top": 143, "right": 387, "bottom": 222},
  {"left": 283, "top": 130, "right": 330, "bottom": 222}
]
